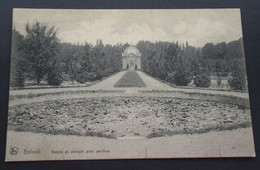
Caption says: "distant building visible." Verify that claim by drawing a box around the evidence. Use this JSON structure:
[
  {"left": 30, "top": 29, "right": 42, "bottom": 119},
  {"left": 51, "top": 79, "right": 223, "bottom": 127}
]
[{"left": 122, "top": 45, "right": 142, "bottom": 70}]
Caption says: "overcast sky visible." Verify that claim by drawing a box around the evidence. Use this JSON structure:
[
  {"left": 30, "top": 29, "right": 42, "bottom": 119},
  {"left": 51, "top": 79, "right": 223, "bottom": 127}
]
[{"left": 13, "top": 9, "right": 243, "bottom": 47}]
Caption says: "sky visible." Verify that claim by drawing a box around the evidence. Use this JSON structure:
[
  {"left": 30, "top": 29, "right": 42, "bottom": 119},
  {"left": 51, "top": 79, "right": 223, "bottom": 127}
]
[{"left": 13, "top": 9, "right": 243, "bottom": 47}]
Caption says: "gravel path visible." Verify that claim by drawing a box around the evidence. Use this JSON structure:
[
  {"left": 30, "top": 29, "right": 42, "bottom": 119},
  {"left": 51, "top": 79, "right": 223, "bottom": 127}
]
[
  {"left": 9, "top": 71, "right": 249, "bottom": 99},
  {"left": 9, "top": 71, "right": 127, "bottom": 96},
  {"left": 88, "top": 71, "right": 127, "bottom": 90},
  {"left": 136, "top": 71, "right": 249, "bottom": 98},
  {"left": 136, "top": 71, "right": 174, "bottom": 90}
]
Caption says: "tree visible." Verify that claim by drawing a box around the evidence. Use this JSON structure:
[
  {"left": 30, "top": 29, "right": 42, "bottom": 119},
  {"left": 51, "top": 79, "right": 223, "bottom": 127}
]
[
  {"left": 228, "top": 60, "right": 247, "bottom": 91},
  {"left": 190, "top": 58, "right": 202, "bottom": 76},
  {"left": 163, "top": 44, "right": 180, "bottom": 73},
  {"left": 173, "top": 56, "right": 192, "bottom": 86},
  {"left": 215, "top": 42, "right": 227, "bottom": 59},
  {"left": 201, "top": 43, "right": 217, "bottom": 59},
  {"left": 227, "top": 38, "right": 244, "bottom": 59},
  {"left": 10, "top": 29, "right": 26, "bottom": 87},
  {"left": 21, "top": 21, "right": 60, "bottom": 85}
]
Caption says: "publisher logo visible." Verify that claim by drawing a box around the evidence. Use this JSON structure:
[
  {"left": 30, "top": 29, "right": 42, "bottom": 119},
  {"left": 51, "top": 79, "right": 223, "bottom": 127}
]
[{"left": 10, "top": 147, "right": 18, "bottom": 155}]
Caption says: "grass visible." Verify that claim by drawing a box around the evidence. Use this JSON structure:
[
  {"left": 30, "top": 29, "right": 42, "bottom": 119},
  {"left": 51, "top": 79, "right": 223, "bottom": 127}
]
[
  {"left": 114, "top": 71, "right": 146, "bottom": 87},
  {"left": 10, "top": 71, "right": 120, "bottom": 90},
  {"left": 9, "top": 90, "right": 125, "bottom": 101},
  {"left": 141, "top": 71, "right": 249, "bottom": 93}
]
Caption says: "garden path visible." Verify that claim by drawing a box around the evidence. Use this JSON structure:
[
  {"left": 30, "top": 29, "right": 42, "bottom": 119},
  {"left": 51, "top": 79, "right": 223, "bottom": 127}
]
[
  {"left": 136, "top": 71, "right": 249, "bottom": 98},
  {"left": 87, "top": 71, "right": 127, "bottom": 90},
  {"left": 9, "top": 70, "right": 249, "bottom": 100}
]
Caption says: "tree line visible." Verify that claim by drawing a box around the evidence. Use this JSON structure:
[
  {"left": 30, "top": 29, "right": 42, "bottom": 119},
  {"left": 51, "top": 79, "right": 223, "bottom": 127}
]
[
  {"left": 10, "top": 22, "right": 126, "bottom": 87},
  {"left": 10, "top": 21, "right": 247, "bottom": 91},
  {"left": 137, "top": 38, "right": 247, "bottom": 90}
]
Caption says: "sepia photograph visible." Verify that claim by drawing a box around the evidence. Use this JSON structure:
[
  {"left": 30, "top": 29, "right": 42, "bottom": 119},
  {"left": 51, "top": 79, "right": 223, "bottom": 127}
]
[{"left": 5, "top": 9, "right": 255, "bottom": 161}]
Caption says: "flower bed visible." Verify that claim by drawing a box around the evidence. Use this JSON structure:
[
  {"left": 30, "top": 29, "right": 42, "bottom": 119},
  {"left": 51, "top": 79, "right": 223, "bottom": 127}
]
[{"left": 8, "top": 96, "right": 251, "bottom": 138}]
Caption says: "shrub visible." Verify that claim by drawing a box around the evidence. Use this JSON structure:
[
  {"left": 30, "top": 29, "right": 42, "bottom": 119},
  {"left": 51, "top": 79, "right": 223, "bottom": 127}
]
[
  {"left": 174, "top": 72, "right": 192, "bottom": 86},
  {"left": 194, "top": 73, "right": 211, "bottom": 88},
  {"left": 172, "top": 58, "right": 193, "bottom": 86},
  {"left": 76, "top": 72, "right": 96, "bottom": 83},
  {"left": 228, "top": 73, "right": 246, "bottom": 91},
  {"left": 174, "top": 71, "right": 192, "bottom": 86},
  {"left": 76, "top": 74, "right": 85, "bottom": 83},
  {"left": 47, "top": 70, "right": 63, "bottom": 86}
]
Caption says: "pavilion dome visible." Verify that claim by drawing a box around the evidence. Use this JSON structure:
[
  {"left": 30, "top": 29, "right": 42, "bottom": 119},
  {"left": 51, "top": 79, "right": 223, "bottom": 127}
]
[{"left": 122, "top": 45, "right": 142, "bottom": 57}]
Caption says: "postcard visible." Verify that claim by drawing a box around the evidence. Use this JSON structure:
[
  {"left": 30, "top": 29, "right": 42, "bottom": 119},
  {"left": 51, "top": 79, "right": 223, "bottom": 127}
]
[{"left": 6, "top": 8, "right": 255, "bottom": 161}]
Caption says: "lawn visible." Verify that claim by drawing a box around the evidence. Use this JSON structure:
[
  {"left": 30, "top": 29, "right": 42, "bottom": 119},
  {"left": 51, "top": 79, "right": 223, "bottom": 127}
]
[
  {"left": 8, "top": 96, "right": 251, "bottom": 138},
  {"left": 114, "top": 71, "right": 146, "bottom": 87}
]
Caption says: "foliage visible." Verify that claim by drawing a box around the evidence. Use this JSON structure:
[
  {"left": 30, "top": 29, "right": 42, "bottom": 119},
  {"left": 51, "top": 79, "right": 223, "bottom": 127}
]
[
  {"left": 10, "top": 29, "right": 26, "bottom": 87},
  {"left": 173, "top": 59, "right": 193, "bottom": 86},
  {"left": 137, "top": 38, "right": 246, "bottom": 90},
  {"left": 138, "top": 41, "right": 193, "bottom": 86},
  {"left": 21, "top": 21, "right": 60, "bottom": 85},
  {"left": 59, "top": 40, "right": 123, "bottom": 84},
  {"left": 47, "top": 68, "right": 63, "bottom": 86},
  {"left": 194, "top": 73, "right": 211, "bottom": 88},
  {"left": 228, "top": 60, "right": 247, "bottom": 90},
  {"left": 228, "top": 74, "right": 245, "bottom": 90},
  {"left": 59, "top": 42, "right": 85, "bottom": 83},
  {"left": 11, "top": 21, "right": 247, "bottom": 91},
  {"left": 75, "top": 71, "right": 96, "bottom": 83},
  {"left": 174, "top": 71, "right": 192, "bottom": 86}
]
